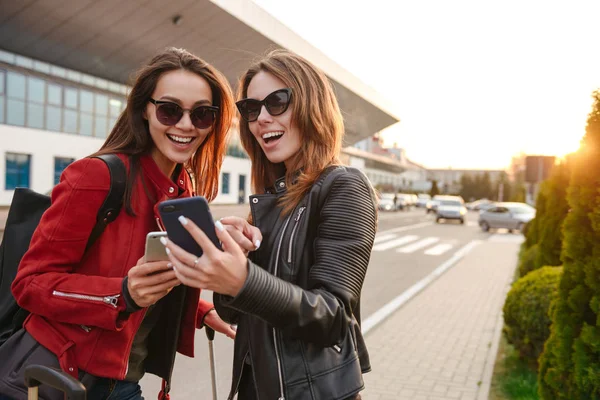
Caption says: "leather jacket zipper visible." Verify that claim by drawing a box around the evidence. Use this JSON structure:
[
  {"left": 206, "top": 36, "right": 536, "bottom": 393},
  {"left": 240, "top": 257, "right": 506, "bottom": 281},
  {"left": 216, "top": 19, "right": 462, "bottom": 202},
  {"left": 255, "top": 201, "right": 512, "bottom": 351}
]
[
  {"left": 272, "top": 215, "right": 292, "bottom": 400},
  {"left": 52, "top": 290, "right": 119, "bottom": 308},
  {"left": 287, "top": 207, "right": 306, "bottom": 263}
]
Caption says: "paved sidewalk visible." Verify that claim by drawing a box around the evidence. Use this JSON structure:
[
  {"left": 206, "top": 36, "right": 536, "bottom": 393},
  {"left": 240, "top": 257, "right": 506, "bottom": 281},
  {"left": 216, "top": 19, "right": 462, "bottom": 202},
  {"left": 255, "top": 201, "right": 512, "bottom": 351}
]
[{"left": 361, "top": 239, "right": 519, "bottom": 400}]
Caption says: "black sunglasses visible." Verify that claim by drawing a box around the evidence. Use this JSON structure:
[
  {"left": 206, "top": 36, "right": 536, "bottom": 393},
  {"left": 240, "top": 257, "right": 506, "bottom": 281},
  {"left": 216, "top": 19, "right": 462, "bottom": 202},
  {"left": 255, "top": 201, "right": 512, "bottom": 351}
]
[
  {"left": 149, "top": 99, "right": 219, "bottom": 129},
  {"left": 236, "top": 88, "right": 292, "bottom": 122}
]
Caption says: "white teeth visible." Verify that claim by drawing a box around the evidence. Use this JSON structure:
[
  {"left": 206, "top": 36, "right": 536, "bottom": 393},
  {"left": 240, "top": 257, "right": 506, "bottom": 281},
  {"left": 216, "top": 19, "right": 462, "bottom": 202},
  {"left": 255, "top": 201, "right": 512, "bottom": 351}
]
[
  {"left": 168, "top": 134, "right": 193, "bottom": 144},
  {"left": 262, "top": 131, "right": 284, "bottom": 140}
]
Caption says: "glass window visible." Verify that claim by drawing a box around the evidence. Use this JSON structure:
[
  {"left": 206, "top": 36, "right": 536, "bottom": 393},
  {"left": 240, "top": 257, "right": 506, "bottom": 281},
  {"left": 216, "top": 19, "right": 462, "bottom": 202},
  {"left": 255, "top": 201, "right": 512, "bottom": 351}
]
[
  {"left": 46, "top": 105, "right": 61, "bottom": 131},
  {"left": 33, "top": 61, "right": 51, "bottom": 74},
  {"left": 27, "top": 77, "right": 45, "bottom": 103},
  {"left": 27, "top": 103, "right": 44, "bottom": 129},
  {"left": 221, "top": 172, "right": 230, "bottom": 194},
  {"left": 66, "top": 70, "right": 81, "bottom": 82},
  {"left": 94, "top": 116, "right": 107, "bottom": 138},
  {"left": 0, "top": 70, "right": 4, "bottom": 94},
  {"left": 7, "top": 71, "right": 25, "bottom": 100},
  {"left": 15, "top": 56, "right": 33, "bottom": 69},
  {"left": 0, "top": 96, "right": 4, "bottom": 123},
  {"left": 80, "top": 90, "right": 93, "bottom": 113},
  {"left": 47, "top": 84, "right": 62, "bottom": 105},
  {"left": 7, "top": 99, "right": 25, "bottom": 126},
  {"left": 6, "top": 153, "right": 31, "bottom": 190},
  {"left": 65, "top": 88, "right": 77, "bottom": 109},
  {"left": 108, "top": 116, "right": 118, "bottom": 132},
  {"left": 0, "top": 50, "right": 15, "bottom": 64},
  {"left": 82, "top": 74, "right": 95, "bottom": 86},
  {"left": 95, "top": 94, "right": 108, "bottom": 115},
  {"left": 80, "top": 113, "right": 93, "bottom": 136},
  {"left": 109, "top": 98, "right": 122, "bottom": 117},
  {"left": 64, "top": 109, "right": 78, "bottom": 133},
  {"left": 54, "top": 157, "right": 74, "bottom": 185}
]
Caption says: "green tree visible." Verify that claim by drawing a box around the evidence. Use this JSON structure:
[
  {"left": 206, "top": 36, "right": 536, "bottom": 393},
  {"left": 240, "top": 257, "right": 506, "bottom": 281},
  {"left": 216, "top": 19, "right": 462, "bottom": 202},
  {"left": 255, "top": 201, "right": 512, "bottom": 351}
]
[
  {"left": 539, "top": 91, "right": 600, "bottom": 399},
  {"left": 430, "top": 180, "right": 440, "bottom": 197},
  {"left": 535, "top": 161, "right": 571, "bottom": 268}
]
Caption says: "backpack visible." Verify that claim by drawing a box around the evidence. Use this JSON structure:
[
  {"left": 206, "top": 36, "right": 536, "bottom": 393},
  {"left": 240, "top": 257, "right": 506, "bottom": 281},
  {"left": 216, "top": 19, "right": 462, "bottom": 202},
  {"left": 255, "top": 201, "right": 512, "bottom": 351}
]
[{"left": 0, "top": 154, "right": 126, "bottom": 347}]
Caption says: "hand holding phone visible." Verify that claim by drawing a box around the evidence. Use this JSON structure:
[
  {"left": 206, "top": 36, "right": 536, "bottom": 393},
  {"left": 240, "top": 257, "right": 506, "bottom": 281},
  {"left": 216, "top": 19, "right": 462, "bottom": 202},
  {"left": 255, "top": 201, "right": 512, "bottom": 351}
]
[
  {"left": 144, "top": 232, "right": 169, "bottom": 262},
  {"left": 158, "top": 196, "right": 221, "bottom": 256}
]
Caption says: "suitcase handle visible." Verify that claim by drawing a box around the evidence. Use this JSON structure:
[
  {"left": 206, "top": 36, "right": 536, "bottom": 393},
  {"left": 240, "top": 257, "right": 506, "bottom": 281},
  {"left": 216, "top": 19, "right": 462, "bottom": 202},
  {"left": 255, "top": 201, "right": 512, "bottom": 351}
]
[{"left": 24, "top": 365, "right": 86, "bottom": 400}]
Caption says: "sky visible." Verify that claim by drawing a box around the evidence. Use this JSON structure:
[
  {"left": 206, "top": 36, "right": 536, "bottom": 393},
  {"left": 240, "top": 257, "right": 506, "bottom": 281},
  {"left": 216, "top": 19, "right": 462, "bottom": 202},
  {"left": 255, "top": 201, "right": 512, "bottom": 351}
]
[{"left": 252, "top": 0, "right": 600, "bottom": 169}]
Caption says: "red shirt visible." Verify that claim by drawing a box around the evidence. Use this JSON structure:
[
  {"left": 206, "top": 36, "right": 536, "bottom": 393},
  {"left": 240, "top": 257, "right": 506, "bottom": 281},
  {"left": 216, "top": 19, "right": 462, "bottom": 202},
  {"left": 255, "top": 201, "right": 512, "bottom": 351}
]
[{"left": 12, "top": 153, "right": 213, "bottom": 380}]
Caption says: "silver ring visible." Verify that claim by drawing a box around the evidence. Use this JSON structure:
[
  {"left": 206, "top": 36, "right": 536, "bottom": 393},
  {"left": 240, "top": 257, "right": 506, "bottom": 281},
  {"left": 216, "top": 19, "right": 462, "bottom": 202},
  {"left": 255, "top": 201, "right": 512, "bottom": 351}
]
[{"left": 193, "top": 257, "right": 200, "bottom": 267}]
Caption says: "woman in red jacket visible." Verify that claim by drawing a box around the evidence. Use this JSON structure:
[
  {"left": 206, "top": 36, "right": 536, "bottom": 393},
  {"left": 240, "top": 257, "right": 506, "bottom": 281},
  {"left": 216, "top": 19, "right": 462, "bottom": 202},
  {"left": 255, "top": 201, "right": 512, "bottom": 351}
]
[{"left": 0, "top": 47, "right": 235, "bottom": 400}]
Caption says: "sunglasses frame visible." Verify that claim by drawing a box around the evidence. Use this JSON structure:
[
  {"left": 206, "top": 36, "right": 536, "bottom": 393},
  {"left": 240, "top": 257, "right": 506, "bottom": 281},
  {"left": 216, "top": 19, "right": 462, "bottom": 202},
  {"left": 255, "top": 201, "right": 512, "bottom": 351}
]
[
  {"left": 148, "top": 98, "right": 219, "bottom": 129},
  {"left": 236, "top": 88, "right": 293, "bottom": 122}
]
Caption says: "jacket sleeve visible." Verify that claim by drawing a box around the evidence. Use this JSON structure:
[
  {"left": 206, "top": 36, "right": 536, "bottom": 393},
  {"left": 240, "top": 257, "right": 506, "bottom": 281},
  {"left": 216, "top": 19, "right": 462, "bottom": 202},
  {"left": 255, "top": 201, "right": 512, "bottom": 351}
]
[
  {"left": 11, "top": 157, "right": 130, "bottom": 331},
  {"left": 221, "top": 170, "right": 377, "bottom": 346},
  {"left": 195, "top": 298, "right": 216, "bottom": 328}
]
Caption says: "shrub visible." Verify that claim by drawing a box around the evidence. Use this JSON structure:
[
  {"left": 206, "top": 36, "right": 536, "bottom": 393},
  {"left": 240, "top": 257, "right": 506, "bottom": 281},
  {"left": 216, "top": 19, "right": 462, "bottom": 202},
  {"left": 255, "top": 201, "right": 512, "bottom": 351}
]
[
  {"left": 503, "top": 266, "right": 562, "bottom": 367},
  {"left": 518, "top": 243, "right": 540, "bottom": 278}
]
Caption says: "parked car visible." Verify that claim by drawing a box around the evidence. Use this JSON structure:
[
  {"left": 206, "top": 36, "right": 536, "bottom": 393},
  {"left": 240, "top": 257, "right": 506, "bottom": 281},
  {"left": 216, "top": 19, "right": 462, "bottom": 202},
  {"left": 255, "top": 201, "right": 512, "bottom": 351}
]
[
  {"left": 416, "top": 194, "right": 431, "bottom": 208},
  {"left": 378, "top": 193, "right": 399, "bottom": 211},
  {"left": 436, "top": 197, "right": 467, "bottom": 224},
  {"left": 478, "top": 202, "right": 536, "bottom": 232},
  {"left": 466, "top": 198, "right": 491, "bottom": 210}
]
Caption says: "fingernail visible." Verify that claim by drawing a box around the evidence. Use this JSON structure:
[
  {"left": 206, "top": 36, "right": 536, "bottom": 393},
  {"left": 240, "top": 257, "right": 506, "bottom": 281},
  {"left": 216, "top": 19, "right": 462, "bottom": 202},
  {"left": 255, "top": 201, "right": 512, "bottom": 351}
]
[
  {"left": 165, "top": 248, "right": 171, "bottom": 255},
  {"left": 255, "top": 240, "right": 261, "bottom": 249},
  {"left": 215, "top": 220, "right": 224, "bottom": 232},
  {"left": 178, "top": 215, "right": 188, "bottom": 225},
  {"left": 160, "top": 237, "right": 168, "bottom": 246}
]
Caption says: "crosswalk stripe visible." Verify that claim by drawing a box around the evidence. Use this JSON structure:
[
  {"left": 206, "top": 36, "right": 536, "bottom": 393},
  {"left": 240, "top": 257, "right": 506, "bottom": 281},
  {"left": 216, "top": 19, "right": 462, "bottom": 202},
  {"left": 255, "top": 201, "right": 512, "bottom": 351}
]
[
  {"left": 374, "top": 234, "right": 397, "bottom": 244},
  {"left": 397, "top": 237, "right": 440, "bottom": 253},
  {"left": 424, "top": 243, "right": 454, "bottom": 256},
  {"left": 373, "top": 235, "right": 419, "bottom": 251}
]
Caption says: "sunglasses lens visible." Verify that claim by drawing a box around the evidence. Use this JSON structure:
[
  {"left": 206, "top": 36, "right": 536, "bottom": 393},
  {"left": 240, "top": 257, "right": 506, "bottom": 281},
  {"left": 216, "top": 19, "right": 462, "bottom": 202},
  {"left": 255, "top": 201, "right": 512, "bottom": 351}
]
[
  {"left": 191, "top": 107, "right": 216, "bottom": 129},
  {"left": 265, "top": 90, "right": 290, "bottom": 116},
  {"left": 237, "top": 100, "right": 261, "bottom": 122},
  {"left": 155, "top": 102, "right": 182, "bottom": 126}
]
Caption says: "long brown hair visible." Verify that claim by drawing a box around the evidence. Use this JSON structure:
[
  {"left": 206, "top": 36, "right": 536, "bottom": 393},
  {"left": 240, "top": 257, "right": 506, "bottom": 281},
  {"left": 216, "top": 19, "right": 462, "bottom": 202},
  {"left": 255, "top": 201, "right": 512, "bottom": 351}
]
[
  {"left": 237, "top": 50, "right": 344, "bottom": 215},
  {"left": 93, "top": 47, "right": 234, "bottom": 214}
]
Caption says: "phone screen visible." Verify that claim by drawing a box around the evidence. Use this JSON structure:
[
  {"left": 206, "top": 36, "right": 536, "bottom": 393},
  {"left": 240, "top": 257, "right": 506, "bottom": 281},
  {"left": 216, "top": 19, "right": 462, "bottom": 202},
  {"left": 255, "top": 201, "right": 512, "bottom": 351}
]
[{"left": 158, "top": 196, "right": 221, "bottom": 256}]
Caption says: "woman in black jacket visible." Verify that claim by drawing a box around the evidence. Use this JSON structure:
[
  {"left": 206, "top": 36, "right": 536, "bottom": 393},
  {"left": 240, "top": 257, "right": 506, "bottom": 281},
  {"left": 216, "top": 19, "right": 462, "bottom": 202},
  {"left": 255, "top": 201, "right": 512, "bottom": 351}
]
[{"left": 162, "top": 49, "right": 378, "bottom": 400}]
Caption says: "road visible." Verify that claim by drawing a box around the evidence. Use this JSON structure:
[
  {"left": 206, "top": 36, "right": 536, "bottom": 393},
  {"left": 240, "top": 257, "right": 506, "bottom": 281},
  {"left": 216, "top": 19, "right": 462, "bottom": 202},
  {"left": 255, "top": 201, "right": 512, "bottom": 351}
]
[{"left": 140, "top": 207, "right": 513, "bottom": 399}]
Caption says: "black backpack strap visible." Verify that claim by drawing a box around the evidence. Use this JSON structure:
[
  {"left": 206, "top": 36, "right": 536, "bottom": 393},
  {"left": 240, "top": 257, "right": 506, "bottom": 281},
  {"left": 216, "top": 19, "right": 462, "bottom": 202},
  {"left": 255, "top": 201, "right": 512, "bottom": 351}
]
[{"left": 85, "top": 154, "right": 127, "bottom": 251}]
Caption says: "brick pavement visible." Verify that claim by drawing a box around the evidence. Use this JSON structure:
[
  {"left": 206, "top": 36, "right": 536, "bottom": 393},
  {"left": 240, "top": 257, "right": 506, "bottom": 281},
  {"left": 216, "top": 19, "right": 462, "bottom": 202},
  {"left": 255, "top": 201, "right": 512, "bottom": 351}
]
[{"left": 361, "top": 240, "right": 518, "bottom": 400}]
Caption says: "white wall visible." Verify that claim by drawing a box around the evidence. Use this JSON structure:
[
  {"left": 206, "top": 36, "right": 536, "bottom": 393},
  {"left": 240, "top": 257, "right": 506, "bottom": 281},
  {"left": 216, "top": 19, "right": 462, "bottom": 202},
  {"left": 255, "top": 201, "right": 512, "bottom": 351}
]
[
  {"left": 212, "top": 156, "right": 252, "bottom": 204},
  {"left": 0, "top": 125, "right": 253, "bottom": 206},
  {"left": 0, "top": 125, "right": 104, "bottom": 205}
]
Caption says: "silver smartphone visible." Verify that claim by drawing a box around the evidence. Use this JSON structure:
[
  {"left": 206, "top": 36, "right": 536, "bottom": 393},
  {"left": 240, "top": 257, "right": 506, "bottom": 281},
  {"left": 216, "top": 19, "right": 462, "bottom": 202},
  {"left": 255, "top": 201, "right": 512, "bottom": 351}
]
[{"left": 144, "top": 231, "right": 169, "bottom": 262}]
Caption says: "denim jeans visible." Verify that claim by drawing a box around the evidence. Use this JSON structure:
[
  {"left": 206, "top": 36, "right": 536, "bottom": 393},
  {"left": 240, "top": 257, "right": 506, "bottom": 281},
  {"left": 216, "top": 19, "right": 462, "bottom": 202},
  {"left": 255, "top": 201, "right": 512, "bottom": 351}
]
[{"left": 87, "top": 379, "right": 144, "bottom": 400}]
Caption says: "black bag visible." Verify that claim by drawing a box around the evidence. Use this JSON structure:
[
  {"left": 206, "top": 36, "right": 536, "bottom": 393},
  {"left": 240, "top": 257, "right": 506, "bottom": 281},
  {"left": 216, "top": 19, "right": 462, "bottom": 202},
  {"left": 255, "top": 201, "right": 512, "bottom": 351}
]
[{"left": 0, "top": 154, "right": 126, "bottom": 347}]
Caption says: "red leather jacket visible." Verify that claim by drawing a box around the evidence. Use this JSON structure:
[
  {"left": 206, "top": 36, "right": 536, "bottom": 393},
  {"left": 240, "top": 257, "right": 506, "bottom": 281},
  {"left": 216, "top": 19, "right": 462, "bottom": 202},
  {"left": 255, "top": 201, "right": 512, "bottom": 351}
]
[{"left": 11, "top": 153, "right": 213, "bottom": 381}]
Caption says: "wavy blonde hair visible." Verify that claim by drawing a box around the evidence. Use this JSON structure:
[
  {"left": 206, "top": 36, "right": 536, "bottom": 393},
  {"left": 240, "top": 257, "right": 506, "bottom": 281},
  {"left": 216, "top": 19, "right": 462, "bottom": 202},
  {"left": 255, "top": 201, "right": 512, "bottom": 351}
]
[{"left": 237, "top": 49, "right": 344, "bottom": 215}]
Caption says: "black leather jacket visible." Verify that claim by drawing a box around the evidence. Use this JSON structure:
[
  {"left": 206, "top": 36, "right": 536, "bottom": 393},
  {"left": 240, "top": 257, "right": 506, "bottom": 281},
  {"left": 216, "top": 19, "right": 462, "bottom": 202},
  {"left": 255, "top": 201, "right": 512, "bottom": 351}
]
[{"left": 214, "top": 166, "right": 377, "bottom": 400}]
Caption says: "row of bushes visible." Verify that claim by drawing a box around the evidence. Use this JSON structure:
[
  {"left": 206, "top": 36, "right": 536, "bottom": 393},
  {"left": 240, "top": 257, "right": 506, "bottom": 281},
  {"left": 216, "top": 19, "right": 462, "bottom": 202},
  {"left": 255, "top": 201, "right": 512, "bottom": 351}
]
[{"left": 502, "top": 90, "right": 600, "bottom": 399}]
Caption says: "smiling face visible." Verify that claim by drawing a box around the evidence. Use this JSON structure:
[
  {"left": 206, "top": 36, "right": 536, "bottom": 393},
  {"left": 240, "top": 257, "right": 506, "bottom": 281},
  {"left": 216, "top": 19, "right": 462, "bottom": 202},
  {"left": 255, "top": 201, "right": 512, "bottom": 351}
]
[
  {"left": 246, "top": 71, "right": 302, "bottom": 170},
  {"left": 145, "top": 69, "right": 213, "bottom": 177}
]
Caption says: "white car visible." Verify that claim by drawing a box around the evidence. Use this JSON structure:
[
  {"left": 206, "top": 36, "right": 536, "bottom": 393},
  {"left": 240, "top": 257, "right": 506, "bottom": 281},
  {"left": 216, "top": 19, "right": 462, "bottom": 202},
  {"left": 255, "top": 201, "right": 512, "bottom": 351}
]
[
  {"left": 436, "top": 198, "right": 467, "bottom": 224},
  {"left": 478, "top": 202, "right": 536, "bottom": 232}
]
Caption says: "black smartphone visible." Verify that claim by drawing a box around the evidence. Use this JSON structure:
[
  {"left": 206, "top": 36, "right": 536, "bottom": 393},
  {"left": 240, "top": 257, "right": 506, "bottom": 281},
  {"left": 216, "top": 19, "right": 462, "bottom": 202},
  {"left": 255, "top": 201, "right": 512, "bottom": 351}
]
[{"left": 158, "top": 196, "right": 221, "bottom": 256}]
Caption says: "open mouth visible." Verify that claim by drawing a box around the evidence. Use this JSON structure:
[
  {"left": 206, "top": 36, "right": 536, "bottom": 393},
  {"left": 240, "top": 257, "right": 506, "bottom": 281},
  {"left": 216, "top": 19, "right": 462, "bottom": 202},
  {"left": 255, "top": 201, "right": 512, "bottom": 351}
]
[
  {"left": 167, "top": 134, "right": 195, "bottom": 145},
  {"left": 262, "top": 131, "right": 284, "bottom": 144}
]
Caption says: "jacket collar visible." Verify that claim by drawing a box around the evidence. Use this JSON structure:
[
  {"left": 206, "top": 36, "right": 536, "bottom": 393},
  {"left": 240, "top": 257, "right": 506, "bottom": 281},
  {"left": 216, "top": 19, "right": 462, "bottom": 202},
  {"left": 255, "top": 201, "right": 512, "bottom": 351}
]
[
  {"left": 140, "top": 154, "right": 190, "bottom": 199},
  {"left": 270, "top": 169, "right": 302, "bottom": 194}
]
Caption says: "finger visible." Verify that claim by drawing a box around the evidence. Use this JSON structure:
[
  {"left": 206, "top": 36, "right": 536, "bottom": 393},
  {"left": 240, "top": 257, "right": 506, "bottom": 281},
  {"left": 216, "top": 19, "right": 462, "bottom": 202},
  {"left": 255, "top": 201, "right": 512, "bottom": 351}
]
[
  {"left": 141, "top": 269, "right": 177, "bottom": 285},
  {"left": 213, "top": 220, "right": 245, "bottom": 255},
  {"left": 145, "top": 278, "right": 181, "bottom": 294},
  {"left": 177, "top": 216, "right": 221, "bottom": 258},
  {"left": 221, "top": 217, "right": 262, "bottom": 249},
  {"left": 226, "top": 228, "right": 255, "bottom": 252},
  {"left": 162, "top": 237, "right": 199, "bottom": 269},
  {"left": 130, "top": 261, "right": 172, "bottom": 277}
]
